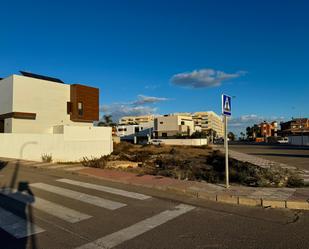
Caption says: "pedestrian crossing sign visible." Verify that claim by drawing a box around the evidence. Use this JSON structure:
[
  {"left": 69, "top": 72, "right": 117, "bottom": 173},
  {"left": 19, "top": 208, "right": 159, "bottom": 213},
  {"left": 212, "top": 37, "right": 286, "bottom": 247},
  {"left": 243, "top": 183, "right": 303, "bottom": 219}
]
[{"left": 222, "top": 94, "right": 232, "bottom": 116}]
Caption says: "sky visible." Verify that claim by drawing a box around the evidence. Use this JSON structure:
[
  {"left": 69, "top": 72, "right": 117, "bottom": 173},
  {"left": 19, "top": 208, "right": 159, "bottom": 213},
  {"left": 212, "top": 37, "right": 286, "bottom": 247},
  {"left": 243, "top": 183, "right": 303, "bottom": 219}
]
[{"left": 0, "top": 0, "right": 308, "bottom": 135}]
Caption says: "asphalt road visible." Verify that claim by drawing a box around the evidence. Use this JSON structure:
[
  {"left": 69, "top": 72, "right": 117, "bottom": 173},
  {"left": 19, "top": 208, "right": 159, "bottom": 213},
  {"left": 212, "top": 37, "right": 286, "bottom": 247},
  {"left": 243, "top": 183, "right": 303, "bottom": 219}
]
[
  {"left": 228, "top": 143, "right": 309, "bottom": 170},
  {"left": 1, "top": 161, "right": 309, "bottom": 249}
]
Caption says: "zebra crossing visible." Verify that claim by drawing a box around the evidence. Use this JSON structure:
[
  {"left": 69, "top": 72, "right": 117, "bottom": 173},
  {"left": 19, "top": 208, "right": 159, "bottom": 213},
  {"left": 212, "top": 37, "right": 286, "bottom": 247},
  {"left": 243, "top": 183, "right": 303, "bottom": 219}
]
[{"left": 0, "top": 177, "right": 195, "bottom": 248}]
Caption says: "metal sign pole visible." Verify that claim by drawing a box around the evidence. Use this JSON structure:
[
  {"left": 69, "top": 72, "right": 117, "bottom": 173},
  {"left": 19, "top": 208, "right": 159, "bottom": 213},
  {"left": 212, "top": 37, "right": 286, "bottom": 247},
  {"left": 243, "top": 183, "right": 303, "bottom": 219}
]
[{"left": 224, "top": 115, "right": 229, "bottom": 188}]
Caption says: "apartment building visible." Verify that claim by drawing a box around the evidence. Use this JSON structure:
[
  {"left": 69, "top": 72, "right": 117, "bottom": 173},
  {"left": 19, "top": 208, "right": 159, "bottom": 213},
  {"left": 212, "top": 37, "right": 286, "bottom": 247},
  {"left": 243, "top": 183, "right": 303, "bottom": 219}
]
[
  {"left": 154, "top": 114, "right": 195, "bottom": 138},
  {"left": 258, "top": 121, "right": 278, "bottom": 137},
  {"left": 119, "top": 115, "right": 154, "bottom": 125},
  {"left": 280, "top": 118, "right": 309, "bottom": 136},
  {"left": 192, "top": 111, "right": 224, "bottom": 138}
]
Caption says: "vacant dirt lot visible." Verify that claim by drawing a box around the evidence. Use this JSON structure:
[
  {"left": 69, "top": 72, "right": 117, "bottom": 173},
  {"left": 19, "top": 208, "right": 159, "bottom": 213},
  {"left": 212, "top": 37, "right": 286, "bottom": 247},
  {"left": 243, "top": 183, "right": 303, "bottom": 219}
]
[{"left": 81, "top": 143, "right": 305, "bottom": 188}]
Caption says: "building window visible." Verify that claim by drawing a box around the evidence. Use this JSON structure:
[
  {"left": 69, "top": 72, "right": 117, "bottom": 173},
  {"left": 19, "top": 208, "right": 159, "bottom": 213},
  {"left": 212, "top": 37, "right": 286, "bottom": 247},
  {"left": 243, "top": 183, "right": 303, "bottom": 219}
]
[
  {"left": 162, "top": 133, "right": 167, "bottom": 137},
  {"left": 78, "top": 102, "right": 84, "bottom": 116},
  {"left": 160, "top": 122, "right": 163, "bottom": 124},
  {"left": 181, "top": 121, "right": 185, "bottom": 125},
  {"left": 67, "top": 102, "right": 72, "bottom": 114}
]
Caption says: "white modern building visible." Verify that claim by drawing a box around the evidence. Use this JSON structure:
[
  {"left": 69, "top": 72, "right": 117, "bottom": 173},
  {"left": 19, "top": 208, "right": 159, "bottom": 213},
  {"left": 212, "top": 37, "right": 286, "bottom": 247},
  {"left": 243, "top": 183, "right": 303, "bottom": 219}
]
[
  {"left": 116, "top": 121, "right": 153, "bottom": 137},
  {"left": 0, "top": 71, "right": 113, "bottom": 161},
  {"left": 154, "top": 114, "right": 195, "bottom": 138},
  {"left": 119, "top": 115, "right": 154, "bottom": 125}
]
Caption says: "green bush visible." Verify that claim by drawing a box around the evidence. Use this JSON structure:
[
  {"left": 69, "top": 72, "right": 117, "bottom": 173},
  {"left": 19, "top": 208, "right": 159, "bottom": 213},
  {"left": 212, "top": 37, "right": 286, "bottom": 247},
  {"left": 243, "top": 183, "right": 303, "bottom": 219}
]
[{"left": 41, "top": 154, "right": 52, "bottom": 163}]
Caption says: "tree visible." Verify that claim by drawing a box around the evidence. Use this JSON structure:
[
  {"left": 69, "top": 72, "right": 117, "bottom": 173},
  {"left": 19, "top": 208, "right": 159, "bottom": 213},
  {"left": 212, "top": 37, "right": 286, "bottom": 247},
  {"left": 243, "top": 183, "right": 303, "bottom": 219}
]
[
  {"left": 228, "top": 132, "right": 235, "bottom": 141},
  {"left": 240, "top": 132, "right": 245, "bottom": 140},
  {"left": 98, "top": 115, "right": 116, "bottom": 127},
  {"left": 191, "top": 131, "right": 207, "bottom": 138}
]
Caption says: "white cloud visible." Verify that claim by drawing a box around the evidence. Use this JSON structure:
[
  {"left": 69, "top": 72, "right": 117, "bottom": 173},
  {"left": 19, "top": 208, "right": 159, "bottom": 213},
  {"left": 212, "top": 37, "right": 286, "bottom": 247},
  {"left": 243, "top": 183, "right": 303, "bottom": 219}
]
[
  {"left": 100, "top": 94, "right": 169, "bottom": 123},
  {"left": 171, "top": 68, "right": 247, "bottom": 88},
  {"left": 133, "top": 95, "right": 169, "bottom": 105},
  {"left": 100, "top": 103, "right": 157, "bottom": 123}
]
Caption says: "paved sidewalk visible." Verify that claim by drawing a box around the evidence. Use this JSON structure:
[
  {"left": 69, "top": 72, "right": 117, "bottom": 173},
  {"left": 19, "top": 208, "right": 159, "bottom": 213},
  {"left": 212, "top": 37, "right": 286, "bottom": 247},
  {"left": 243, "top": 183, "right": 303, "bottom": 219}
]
[
  {"left": 77, "top": 167, "right": 309, "bottom": 211},
  {"left": 213, "top": 146, "right": 309, "bottom": 184},
  {"left": 2, "top": 157, "right": 309, "bottom": 210}
]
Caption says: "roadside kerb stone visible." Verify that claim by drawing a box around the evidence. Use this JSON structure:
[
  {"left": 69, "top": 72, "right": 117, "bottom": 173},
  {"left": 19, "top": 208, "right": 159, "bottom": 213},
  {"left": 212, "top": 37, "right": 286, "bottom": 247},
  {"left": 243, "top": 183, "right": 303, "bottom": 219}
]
[
  {"left": 262, "top": 199, "right": 287, "bottom": 209},
  {"left": 286, "top": 200, "right": 309, "bottom": 210},
  {"left": 216, "top": 195, "right": 239, "bottom": 205},
  {"left": 238, "top": 197, "right": 262, "bottom": 207}
]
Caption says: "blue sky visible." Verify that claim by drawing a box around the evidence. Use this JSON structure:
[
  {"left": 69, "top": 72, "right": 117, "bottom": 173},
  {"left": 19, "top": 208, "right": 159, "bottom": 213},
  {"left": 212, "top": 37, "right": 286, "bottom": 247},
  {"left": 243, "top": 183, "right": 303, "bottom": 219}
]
[{"left": 1, "top": 0, "right": 308, "bottom": 134}]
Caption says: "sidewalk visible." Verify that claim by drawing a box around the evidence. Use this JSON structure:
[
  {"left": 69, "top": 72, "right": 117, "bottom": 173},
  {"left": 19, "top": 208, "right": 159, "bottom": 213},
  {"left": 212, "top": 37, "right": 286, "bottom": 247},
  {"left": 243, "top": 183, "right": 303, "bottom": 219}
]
[
  {"left": 2, "top": 157, "right": 309, "bottom": 210},
  {"left": 77, "top": 167, "right": 309, "bottom": 211},
  {"left": 212, "top": 145, "right": 309, "bottom": 184}
]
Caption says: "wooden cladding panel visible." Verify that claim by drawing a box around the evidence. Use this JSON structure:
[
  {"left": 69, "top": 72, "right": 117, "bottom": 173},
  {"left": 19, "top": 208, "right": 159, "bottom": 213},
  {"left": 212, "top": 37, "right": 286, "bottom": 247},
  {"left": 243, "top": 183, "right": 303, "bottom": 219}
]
[
  {"left": 0, "top": 112, "right": 36, "bottom": 120},
  {"left": 70, "top": 84, "right": 99, "bottom": 122}
]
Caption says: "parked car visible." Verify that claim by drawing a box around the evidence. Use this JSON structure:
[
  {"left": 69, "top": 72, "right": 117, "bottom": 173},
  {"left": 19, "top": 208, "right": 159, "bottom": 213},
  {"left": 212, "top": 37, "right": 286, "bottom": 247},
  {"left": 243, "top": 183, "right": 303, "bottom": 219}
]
[
  {"left": 149, "top": 139, "right": 164, "bottom": 145},
  {"left": 277, "top": 137, "right": 289, "bottom": 144}
]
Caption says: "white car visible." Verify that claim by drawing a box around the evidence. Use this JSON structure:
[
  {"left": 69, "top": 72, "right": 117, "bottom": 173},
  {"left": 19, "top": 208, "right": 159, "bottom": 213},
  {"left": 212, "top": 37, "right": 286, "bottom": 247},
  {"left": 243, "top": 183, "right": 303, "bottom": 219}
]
[
  {"left": 150, "top": 139, "right": 164, "bottom": 145},
  {"left": 277, "top": 137, "right": 289, "bottom": 144}
]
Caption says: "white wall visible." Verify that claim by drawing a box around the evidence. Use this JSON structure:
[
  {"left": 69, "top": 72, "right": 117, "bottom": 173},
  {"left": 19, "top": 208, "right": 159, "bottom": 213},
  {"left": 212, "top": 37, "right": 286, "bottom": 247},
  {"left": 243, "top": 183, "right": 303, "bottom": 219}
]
[
  {"left": 0, "top": 77, "right": 14, "bottom": 132},
  {"left": 0, "top": 126, "right": 113, "bottom": 162},
  {"left": 152, "top": 138, "right": 207, "bottom": 146},
  {"left": 10, "top": 75, "right": 89, "bottom": 133},
  {"left": 288, "top": 136, "right": 309, "bottom": 146},
  {"left": 0, "top": 76, "right": 14, "bottom": 114}
]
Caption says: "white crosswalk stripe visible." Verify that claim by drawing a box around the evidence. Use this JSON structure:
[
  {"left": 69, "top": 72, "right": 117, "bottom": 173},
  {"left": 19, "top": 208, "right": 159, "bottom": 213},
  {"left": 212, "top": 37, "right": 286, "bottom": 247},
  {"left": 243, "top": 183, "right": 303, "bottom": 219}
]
[
  {"left": 75, "top": 204, "right": 195, "bottom": 249},
  {"left": 1, "top": 190, "right": 91, "bottom": 223},
  {"left": 0, "top": 206, "right": 45, "bottom": 239},
  {"left": 57, "top": 179, "right": 151, "bottom": 200},
  {"left": 30, "top": 183, "right": 127, "bottom": 210}
]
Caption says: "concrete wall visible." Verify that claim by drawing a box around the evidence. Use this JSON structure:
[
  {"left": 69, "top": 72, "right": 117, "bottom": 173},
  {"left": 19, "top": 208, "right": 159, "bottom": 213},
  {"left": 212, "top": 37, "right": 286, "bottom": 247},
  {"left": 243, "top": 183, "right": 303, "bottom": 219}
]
[
  {"left": 8, "top": 75, "right": 89, "bottom": 134},
  {"left": 0, "top": 126, "right": 113, "bottom": 162},
  {"left": 152, "top": 138, "right": 207, "bottom": 146},
  {"left": 0, "top": 77, "right": 14, "bottom": 132},
  {"left": 288, "top": 135, "right": 309, "bottom": 146},
  {"left": 0, "top": 76, "right": 14, "bottom": 114}
]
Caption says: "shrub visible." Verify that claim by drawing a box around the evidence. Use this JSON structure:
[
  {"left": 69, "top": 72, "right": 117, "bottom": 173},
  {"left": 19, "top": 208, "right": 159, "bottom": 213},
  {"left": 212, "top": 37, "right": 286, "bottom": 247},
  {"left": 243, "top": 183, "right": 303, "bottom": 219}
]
[
  {"left": 112, "top": 142, "right": 134, "bottom": 155},
  {"left": 41, "top": 154, "right": 52, "bottom": 163},
  {"left": 287, "top": 174, "right": 305, "bottom": 187},
  {"left": 81, "top": 155, "right": 110, "bottom": 168}
]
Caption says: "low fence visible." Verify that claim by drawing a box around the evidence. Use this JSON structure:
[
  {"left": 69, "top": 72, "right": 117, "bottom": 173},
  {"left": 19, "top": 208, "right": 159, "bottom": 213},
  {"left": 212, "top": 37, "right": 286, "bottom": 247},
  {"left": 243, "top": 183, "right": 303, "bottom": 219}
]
[
  {"left": 0, "top": 126, "right": 113, "bottom": 162},
  {"left": 153, "top": 138, "right": 207, "bottom": 146},
  {"left": 288, "top": 135, "right": 309, "bottom": 146}
]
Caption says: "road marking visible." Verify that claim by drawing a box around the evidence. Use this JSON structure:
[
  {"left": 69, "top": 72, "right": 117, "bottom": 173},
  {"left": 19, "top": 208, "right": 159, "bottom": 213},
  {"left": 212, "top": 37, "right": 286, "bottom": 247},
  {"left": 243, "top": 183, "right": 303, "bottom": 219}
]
[
  {"left": 0, "top": 207, "right": 45, "bottom": 238},
  {"left": 64, "top": 167, "right": 85, "bottom": 171},
  {"left": 75, "top": 204, "right": 195, "bottom": 249},
  {"left": 2, "top": 190, "right": 92, "bottom": 223},
  {"left": 30, "top": 183, "right": 126, "bottom": 210},
  {"left": 57, "top": 179, "right": 151, "bottom": 200}
]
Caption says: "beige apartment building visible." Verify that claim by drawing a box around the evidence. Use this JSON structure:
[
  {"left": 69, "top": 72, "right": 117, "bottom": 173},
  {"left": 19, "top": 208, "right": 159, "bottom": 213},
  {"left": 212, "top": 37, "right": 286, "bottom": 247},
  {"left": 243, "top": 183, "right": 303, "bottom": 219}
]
[
  {"left": 119, "top": 115, "right": 154, "bottom": 125},
  {"left": 192, "top": 111, "right": 224, "bottom": 138},
  {"left": 154, "top": 114, "right": 195, "bottom": 138}
]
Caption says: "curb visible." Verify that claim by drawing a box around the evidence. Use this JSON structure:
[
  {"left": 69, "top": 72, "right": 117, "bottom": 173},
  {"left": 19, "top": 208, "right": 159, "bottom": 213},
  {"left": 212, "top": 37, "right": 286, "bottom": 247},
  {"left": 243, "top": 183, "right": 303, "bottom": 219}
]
[{"left": 77, "top": 171, "right": 309, "bottom": 211}]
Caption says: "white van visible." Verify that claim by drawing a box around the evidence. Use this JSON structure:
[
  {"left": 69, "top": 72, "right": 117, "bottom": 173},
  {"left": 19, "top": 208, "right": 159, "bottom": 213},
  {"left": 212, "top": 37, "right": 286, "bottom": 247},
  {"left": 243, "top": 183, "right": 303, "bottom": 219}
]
[{"left": 277, "top": 137, "right": 289, "bottom": 144}]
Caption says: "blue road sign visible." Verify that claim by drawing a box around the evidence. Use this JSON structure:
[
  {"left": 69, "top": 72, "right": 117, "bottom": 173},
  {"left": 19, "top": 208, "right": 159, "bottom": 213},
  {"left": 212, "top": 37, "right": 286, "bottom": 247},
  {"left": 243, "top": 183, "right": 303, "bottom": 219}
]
[{"left": 222, "top": 94, "right": 232, "bottom": 116}]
